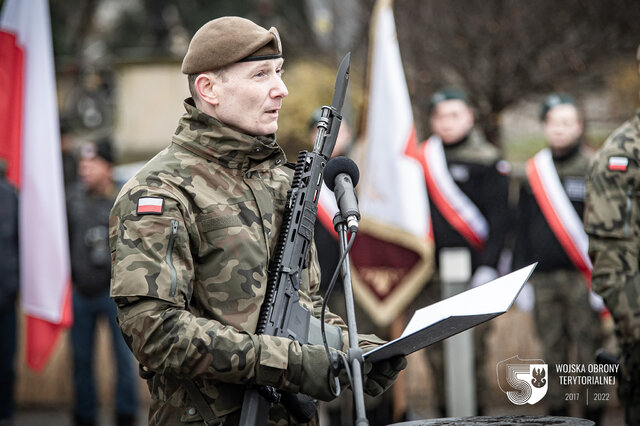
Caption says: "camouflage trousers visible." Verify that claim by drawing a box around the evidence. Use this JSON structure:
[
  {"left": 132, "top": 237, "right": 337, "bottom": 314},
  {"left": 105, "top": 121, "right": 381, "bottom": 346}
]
[
  {"left": 531, "top": 270, "right": 604, "bottom": 414},
  {"left": 618, "top": 341, "right": 640, "bottom": 425},
  {"left": 217, "top": 405, "right": 320, "bottom": 426},
  {"left": 592, "top": 269, "right": 640, "bottom": 425},
  {"left": 147, "top": 381, "right": 321, "bottom": 426}
]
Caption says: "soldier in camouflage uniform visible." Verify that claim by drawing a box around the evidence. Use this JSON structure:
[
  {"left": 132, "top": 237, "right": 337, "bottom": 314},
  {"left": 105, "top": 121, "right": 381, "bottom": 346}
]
[
  {"left": 584, "top": 46, "right": 640, "bottom": 426},
  {"left": 109, "top": 17, "right": 405, "bottom": 426}
]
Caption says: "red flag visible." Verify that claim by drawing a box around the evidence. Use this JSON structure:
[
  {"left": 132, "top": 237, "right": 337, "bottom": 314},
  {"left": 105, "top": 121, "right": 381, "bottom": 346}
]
[
  {"left": 351, "top": 0, "right": 434, "bottom": 327},
  {"left": 1, "top": 0, "right": 73, "bottom": 371},
  {"left": 0, "top": 31, "right": 23, "bottom": 186}
]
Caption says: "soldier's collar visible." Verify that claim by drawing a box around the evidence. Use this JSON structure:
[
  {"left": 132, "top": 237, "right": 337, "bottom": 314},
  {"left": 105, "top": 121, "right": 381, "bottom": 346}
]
[
  {"left": 551, "top": 140, "right": 582, "bottom": 163},
  {"left": 442, "top": 134, "right": 470, "bottom": 150},
  {"left": 173, "top": 99, "right": 285, "bottom": 170}
]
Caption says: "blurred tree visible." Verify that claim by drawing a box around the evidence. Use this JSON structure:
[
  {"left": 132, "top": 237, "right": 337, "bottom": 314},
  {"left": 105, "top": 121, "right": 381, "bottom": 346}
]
[
  {"left": 42, "top": 0, "right": 640, "bottom": 147},
  {"left": 305, "top": 0, "right": 371, "bottom": 55},
  {"left": 103, "top": 0, "right": 317, "bottom": 59},
  {"left": 50, "top": 0, "right": 99, "bottom": 60},
  {"left": 47, "top": 0, "right": 371, "bottom": 141},
  {"left": 278, "top": 58, "right": 364, "bottom": 157},
  {"left": 392, "top": 0, "right": 640, "bottom": 144},
  {"left": 45, "top": 0, "right": 315, "bottom": 64}
]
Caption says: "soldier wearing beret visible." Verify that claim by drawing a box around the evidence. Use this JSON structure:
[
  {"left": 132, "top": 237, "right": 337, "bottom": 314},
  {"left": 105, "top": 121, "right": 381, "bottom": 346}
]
[
  {"left": 585, "top": 45, "right": 640, "bottom": 425},
  {"left": 513, "top": 94, "right": 605, "bottom": 422},
  {"left": 109, "top": 16, "right": 405, "bottom": 425},
  {"left": 413, "top": 87, "right": 510, "bottom": 415}
]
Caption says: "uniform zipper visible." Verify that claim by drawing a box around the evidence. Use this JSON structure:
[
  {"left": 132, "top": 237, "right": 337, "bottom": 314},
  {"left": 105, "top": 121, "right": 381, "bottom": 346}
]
[
  {"left": 623, "top": 184, "right": 633, "bottom": 238},
  {"left": 167, "top": 219, "right": 179, "bottom": 297}
]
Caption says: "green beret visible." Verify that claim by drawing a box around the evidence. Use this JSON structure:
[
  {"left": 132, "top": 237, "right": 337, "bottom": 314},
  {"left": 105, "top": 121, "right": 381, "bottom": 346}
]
[
  {"left": 427, "top": 87, "right": 469, "bottom": 115},
  {"left": 181, "top": 16, "right": 282, "bottom": 75},
  {"left": 539, "top": 93, "right": 578, "bottom": 121}
]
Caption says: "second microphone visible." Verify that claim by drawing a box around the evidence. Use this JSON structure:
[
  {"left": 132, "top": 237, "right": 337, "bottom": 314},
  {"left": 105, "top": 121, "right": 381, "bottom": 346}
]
[{"left": 323, "top": 156, "right": 361, "bottom": 233}]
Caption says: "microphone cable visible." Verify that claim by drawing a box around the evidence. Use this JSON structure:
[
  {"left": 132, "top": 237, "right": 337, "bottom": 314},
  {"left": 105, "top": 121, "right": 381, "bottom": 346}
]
[{"left": 320, "top": 229, "right": 357, "bottom": 397}]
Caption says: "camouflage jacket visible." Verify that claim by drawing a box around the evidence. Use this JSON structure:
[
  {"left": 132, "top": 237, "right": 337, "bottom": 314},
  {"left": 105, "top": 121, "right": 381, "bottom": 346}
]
[
  {"left": 584, "top": 111, "right": 640, "bottom": 344},
  {"left": 109, "top": 100, "right": 358, "bottom": 424}
]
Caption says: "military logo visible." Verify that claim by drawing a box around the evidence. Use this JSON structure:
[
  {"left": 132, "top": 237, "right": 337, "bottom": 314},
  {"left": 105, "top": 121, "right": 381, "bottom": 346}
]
[
  {"left": 137, "top": 197, "right": 164, "bottom": 215},
  {"left": 496, "top": 355, "right": 548, "bottom": 405}
]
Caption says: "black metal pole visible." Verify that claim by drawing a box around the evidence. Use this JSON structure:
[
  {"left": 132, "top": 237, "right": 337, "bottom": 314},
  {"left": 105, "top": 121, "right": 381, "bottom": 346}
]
[{"left": 333, "top": 213, "right": 368, "bottom": 426}]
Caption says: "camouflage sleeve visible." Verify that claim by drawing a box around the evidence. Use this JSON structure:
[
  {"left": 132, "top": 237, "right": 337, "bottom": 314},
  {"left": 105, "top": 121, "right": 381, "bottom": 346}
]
[
  {"left": 584, "top": 151, "right": 638, "bottom": 241},
  {"left": 588, "top": 237, "right": 640, "bottom": 341},
  {"left": 109, "top": 185, "right": 311, "bottom": 390},
  {"left": 585, "top": 144, "right": 640, "bottom": 343}
]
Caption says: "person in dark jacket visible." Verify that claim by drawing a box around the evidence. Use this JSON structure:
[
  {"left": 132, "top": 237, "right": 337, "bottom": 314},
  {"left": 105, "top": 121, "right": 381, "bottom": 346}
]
[
  {"left": 513, "top": 94, "right": 604, "bottom": 422},
  {"left": 0, "top": 158, "right": 19, "bottom": 426},
  {"left": 415, "top": 88, "right": 510, "bottom": 416},
  {"left": 66, "top": 139, "right": 138, "bottom": 426}
]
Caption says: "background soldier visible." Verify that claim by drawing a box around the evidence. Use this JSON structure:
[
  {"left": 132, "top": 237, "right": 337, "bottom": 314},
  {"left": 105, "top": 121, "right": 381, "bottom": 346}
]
[
  {"left": 67, "top": 139, "right": 138, "bottom": 426},
  {"left": 513, "top": 94, "right": 604, "bottom": 422},
  {"left": 584, "top": 45, "right": 640, "bottom": 425},
  {"left": 415, "top": 87, "right": 510, "bottom": 416},
  {"left": 109, "top": 17, "right": 405, "bottom": 425}
]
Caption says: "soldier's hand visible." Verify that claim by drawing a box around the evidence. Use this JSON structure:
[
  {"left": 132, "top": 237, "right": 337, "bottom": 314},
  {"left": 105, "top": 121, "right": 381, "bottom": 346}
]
[
  {"left": 298, "top": 344, "right": 345, "bottom": 402},
  {"left": 362, "top": 355, "right": 407, "bottom": 397}
]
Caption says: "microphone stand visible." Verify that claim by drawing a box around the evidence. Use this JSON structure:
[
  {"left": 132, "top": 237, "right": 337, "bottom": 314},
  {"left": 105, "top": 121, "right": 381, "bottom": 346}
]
[{"left": 333, "top": 212, "right": 369, "bottom": 426}]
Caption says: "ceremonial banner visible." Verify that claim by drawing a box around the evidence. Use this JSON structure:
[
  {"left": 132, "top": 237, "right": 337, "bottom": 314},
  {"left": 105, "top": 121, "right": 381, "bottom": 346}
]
[
  {"left": 0, "top": 0, "right": 73, "bottom": 371},
  {"left": 351, "top": 0, "right": 433, "bottom": 327}
]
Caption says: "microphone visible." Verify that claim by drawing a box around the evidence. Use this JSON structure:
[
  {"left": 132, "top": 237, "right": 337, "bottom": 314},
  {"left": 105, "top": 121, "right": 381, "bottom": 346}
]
[{"left": 323, "top": 156, "right": 361, "bottom": 232}]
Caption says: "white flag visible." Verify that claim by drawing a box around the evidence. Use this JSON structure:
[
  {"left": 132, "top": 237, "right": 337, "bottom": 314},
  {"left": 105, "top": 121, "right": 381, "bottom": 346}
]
[
  {"left": 1, "top": 0, "right": 72, "bottom": 371},
  {"left": 350, "top": 0, "right": 433, "bottom": 327}
]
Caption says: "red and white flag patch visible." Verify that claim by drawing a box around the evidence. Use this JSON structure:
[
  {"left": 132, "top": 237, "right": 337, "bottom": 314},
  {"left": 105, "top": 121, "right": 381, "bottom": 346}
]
[
  {"left": 137, "top": 197, "right": 164, "bottom": 215},
  {"left": 608, "top": 156, "right": 629, "bottom": 172}
]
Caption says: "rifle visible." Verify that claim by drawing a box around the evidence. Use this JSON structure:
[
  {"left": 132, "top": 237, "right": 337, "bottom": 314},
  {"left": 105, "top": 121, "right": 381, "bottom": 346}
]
[{"left": 239, "top": 52, "right": 351, "bottom": 425}]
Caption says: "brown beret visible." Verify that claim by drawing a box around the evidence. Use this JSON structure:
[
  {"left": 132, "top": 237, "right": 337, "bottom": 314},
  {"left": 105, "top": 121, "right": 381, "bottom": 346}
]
[{"left": 181, "top": 16, "right": 282, "bottom": 75}]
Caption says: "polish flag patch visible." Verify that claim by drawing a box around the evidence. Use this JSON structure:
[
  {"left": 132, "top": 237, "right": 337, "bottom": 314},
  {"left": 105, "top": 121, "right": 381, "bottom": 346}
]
[
  {"left": 137, "top": 197, "right": 164, "bottom": 215},
  {"left": 608, "top": 156, "right": 629, "bottom": 172}
]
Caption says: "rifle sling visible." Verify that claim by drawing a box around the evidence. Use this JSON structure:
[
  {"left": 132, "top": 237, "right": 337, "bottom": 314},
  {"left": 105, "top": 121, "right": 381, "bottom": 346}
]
[{"left": 181, "top": 378, "right": 222, "bottom": 426}]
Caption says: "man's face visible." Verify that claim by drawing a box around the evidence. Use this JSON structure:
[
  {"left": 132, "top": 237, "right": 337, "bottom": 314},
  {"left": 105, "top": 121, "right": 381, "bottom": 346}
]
[
  {"left": 209, "top": 58, "right": 287, "bottom": 136},
  {"left": 429, "top": 99, "right": 475, "bottom": 144},
  {"left": 79, "top": 156, "right": 112, "bottom": 192},
  {"left": 543, "top": 104, "right": 582, "bottom": 151}
]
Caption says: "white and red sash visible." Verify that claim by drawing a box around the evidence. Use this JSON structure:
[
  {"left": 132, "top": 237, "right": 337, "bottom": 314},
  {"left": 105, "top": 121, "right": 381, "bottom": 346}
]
[
  {"left": 418, "top": 136, "right": 488, "bottom": 249},
  {"left": 526, "top": 148, "right": 592, "bottom": 279}
]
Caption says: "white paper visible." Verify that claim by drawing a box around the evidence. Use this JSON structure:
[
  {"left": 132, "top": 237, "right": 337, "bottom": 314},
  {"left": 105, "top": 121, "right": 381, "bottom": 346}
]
[
  {"left": 402, "top": 264, "right": 536, "bottom": 337},
  {"left": 364, "top": 264, "right": 537, "bottom": 362}
]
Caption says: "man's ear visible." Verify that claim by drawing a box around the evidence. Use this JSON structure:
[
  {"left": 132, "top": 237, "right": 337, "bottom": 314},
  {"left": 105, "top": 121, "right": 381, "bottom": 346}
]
[{"left": 195, "top": 73, "right": 218, "bottom": 106}]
